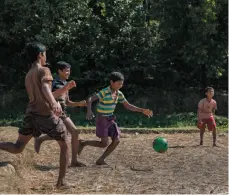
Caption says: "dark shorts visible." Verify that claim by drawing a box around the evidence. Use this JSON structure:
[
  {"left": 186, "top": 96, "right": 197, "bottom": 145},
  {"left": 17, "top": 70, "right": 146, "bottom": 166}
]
[
  {"left": 18, "top": 112, "right": 67, "bottom": 141},
  {"left": 96, "top": 115, "right": 120, "bottom": 139},
  {"left": 197, "top": 116, "right": 216, "bottom": 131}
]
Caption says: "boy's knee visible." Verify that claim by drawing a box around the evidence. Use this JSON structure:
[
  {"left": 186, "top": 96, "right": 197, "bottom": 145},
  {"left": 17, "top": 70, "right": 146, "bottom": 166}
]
[
  {"left": 14, "top": 141, "right": 25, "bottom": 153},
  {"left": 100, "top": 139, "right": 109, "bottom": 148},
  {"left": 58, "top": 140, "right": 69, "bottom": 151},
  {"left": 112, "top": 138, "right": 120, "bottom": 145},
  {"left": 200, "top": 128, "right": 205, "bottom": 132},
  {"left": 73, "top": 129, "right": 80, "bottom": 135},
  {"left": 68, "top": 127, "right": 80, "bottom": 135}
]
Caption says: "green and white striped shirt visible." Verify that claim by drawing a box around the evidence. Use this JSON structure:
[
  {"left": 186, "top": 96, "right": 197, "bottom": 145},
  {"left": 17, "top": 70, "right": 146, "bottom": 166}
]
[{"left": 96, "top": 86, "right": 126, "bottom": 116}]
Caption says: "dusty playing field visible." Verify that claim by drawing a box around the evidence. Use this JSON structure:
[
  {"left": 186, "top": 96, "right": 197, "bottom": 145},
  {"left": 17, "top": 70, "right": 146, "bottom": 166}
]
[{"left": 0, "top": 127, "right": 228, "bottom": 194}]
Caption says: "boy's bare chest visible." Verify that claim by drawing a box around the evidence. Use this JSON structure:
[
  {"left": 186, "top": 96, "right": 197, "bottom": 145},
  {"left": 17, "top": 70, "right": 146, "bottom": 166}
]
[{"left": 203, "top": 101, "right": 214, "bottom": 111}]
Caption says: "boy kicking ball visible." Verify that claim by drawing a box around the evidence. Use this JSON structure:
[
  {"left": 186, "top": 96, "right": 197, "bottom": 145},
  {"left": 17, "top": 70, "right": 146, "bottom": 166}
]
[{"left": 78, "top": 72, "right": 153, "bottom": 165}]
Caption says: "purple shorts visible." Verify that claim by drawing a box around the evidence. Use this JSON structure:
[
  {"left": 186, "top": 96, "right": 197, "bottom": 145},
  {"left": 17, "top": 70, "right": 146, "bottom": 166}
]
[{"left": 96, "top": 115, "right": 120, "bottom": 139}]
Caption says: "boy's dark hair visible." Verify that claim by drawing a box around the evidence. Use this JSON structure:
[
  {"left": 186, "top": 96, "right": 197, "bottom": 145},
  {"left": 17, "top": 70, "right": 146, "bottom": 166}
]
[
  {"left": 25, "top": 41, "right": 46, "bottom": 64},
  {"left": 205, "top": 86, "right": 214, "bottom": 93},
  {"left": 56, "top": 61, "right": 71, "bottom": 72},
  {"left": 110, "top": 72, "right": 124, "bottom": 82}
]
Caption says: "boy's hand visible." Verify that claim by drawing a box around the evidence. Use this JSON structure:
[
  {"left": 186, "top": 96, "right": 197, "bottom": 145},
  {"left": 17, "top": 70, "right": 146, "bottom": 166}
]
[
  {"left": 197, "top": 120, "right": 204, "bottom": 129},
  {"left": 142, "top": 109, "right": 153, "bottom": 117},
  {"left": 65, "top": 80, "right": 76, "bottom": 90},
  {"left": 86, "top": 110, "right": 95, "bottom": 120},
  {"left": 52, "top": 102, "right": 62, "bottom": 117}
]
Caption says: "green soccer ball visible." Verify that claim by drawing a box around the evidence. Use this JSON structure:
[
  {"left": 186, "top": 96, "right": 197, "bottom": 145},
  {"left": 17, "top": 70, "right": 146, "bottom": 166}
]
[{"left": 152, "top": 137, "right": 168, "bottom": 153}]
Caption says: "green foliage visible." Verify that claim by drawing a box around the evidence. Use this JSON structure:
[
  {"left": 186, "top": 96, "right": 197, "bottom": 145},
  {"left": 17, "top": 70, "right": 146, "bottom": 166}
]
[
  {"left": 0, "top": 0, "right": 227, "bottom": 117},
  {"left": 0, "top": 0, "right": 227, "bottom": 91},
  {"left": 148, "top": 0, "right": 227, "bottom": 89},
  {"left": 0, "top": 111, "right": 227, "bottom": 131}
]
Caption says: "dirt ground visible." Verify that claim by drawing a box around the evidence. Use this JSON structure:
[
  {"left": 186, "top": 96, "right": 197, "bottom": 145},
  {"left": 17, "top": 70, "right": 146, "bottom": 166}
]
[{"left": 0, "top": 127, "right": 228, "bottom": 194}]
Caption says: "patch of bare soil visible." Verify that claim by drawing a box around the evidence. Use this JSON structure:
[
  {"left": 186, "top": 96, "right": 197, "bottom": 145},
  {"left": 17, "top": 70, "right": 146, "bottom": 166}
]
[{"left": 0, "top": 127, "right": 227, "bottom": 194}]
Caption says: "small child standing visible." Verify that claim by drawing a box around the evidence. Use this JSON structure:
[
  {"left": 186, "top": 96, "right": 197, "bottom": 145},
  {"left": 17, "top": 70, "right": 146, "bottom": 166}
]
[{"left": 197, "top": 87, "right": 217, "bottom": 146}]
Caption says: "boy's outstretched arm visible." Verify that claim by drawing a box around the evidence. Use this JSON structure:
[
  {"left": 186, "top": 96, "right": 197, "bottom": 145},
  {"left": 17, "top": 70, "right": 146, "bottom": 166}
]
[
  {"left": 122, "top": 101, "right": 153, "bottom": 117},
  {"left": 66, "top": 94, "right": 87, "bottom": 107},
  {"left": 66, "top": 100, "right": 87, "bottom": 107},
  {"left": 86, "top": 95, "right": 99, "bottom": 120}
]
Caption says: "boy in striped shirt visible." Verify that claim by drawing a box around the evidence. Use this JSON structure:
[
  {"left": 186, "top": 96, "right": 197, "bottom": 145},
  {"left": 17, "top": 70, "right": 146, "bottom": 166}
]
[{"left": 78, "top": 72, "right": 153, "bottom": 165}]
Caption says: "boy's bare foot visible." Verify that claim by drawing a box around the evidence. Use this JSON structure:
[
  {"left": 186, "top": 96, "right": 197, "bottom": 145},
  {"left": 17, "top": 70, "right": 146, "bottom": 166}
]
[
  {"left": 213, "top": 143, "right": 217, "bottom": 147},
  {"left": 70, "top": 161, "right": 86, "bottom": 167},
  {"left": 78, "top": 140, "right": 85, "bottom": 155},
  {"left": 96, "top": 159, "right": 107, "bottom": 165},
  {"left": 56, "top": 182, "right": 75, "bottom": 189},
  {"left": 34, "top": 138, "right": 41, "bottom": 153},
  {"left": 200, "top": 141, "right": 203, "bottom": 146}
]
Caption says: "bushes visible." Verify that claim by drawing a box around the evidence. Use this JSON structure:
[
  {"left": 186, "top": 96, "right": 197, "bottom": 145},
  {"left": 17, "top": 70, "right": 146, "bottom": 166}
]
[
  {"left": 0, "top": 0, "right": 227, "bottom": 93},
  {"left": 0, "top": 0, "right": 227, "bottom": 128},
  {"left": 1, "top": 110, "right": 227, "bottom": 129}
]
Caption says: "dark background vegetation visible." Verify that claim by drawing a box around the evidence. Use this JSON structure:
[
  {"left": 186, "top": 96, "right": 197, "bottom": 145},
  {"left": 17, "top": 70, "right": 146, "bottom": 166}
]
[{"left": 0, "top": 0, "right": 227, "bottom": 128}]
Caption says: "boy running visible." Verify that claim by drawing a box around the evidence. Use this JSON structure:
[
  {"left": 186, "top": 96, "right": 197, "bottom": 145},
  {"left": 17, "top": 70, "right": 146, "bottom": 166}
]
[
  {"left": 197, "top": 87, "right": 217, "bottom": 146},
  {"left": 0, "top": 42, "right": 75, "bottom": 188},
  {"left": 34, "top": 61, "right": 87, "bottom": 167},
  {"left": 78, "top": 72, "right": 153, "bottom": 165}
]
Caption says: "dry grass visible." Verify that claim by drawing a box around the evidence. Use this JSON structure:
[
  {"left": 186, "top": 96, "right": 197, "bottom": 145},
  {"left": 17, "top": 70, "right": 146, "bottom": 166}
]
[{"left": 0, "top": 126, "right": 228, "bottom": 194}]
